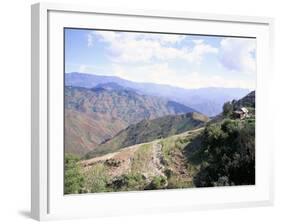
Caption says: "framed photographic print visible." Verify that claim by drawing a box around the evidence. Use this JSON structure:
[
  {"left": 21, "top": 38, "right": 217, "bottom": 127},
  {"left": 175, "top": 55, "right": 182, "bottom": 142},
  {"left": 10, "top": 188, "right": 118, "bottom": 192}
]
[{"left": 31, "top": 2, "right": 274, "bottom": 221}]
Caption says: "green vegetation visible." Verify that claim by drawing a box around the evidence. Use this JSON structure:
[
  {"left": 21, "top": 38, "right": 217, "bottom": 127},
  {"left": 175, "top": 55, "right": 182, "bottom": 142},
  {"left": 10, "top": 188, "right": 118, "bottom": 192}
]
[
  {"left": 65, "top": 118, "right": 255, "bottom": 193},
  {"left": 109, "top": 174, "right": 168, "bottom": 191},
  {"left": 167, "top": 175, "right": 193, "bottom": 189},
  {"left": 65, "top": 117, "right": 255, "bottom": 193},
  {"left": 131, "top": 144, "right": 152, "bottom": 173},
  {"left": 160, "top": 134, "right": 190, "bottom": 164},
  {"left": 223, "top": 101, "right": 233, "bottom": 116},
  {"left": 65, "top": 91, "right": 256, "bottom": 194},
  {"left": 148, "top": 176, "right": 167, "bottom": 189},
  {"left": 160, "top": 137, "right": 176, "bottom": 165},
  {"left": 110, "top": 172, "right": 147, "bottom": 191},
  {"left": 86, "top": 112, "right": 208, "bottom": 159},
  {"left": 70, "top": 131, "right": 204, "bottom": 193},
  {"left": 193, "top": 118, "right": 255, "bottom": 187},
  {"left": 64, "top": 154, "right": 85, "bottom": 194},
  {"left": 159, "top": 132, "right": 199, "bottom": 189},
  {"left": 84, "top": 163, "right": 110, "bottom": 193},
  {"left": 233, "top": 91, "right": 255, "bottom": 109}
]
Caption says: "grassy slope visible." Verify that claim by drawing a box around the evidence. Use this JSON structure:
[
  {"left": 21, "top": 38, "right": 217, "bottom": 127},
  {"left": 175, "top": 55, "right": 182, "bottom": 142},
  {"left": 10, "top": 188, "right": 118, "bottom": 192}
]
[
  {"left": 86, "top": 112, "right": 209, "bottom": 159},
  {"left": 72, "top": 115, "right": 254, "bottom": 192},
  {"left": 79, "top": 128, "right": 204, "bottom": 193}
]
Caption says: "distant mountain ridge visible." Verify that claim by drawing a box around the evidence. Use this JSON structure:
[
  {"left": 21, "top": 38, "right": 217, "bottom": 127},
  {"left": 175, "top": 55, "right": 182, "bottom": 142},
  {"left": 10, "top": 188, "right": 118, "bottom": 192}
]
[
  {"left": 65, "top": 85, "right": 195, "bottom": 156},
  {"left": 65, "top": 86, "right": 195, "bottom": 124},
  {"left": 94, "top": 82, "right": 136, "bottom": 92},
  {"left": 85, "top": 112, "right": 209, "bottom": 158},
  {"left": 65, "top": 72, "right": 250, "bottom": 116}
]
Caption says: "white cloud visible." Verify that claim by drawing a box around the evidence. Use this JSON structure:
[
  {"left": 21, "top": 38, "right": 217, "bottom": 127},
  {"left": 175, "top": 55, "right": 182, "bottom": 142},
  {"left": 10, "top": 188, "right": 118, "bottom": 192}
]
[
  {"left": 188, "top": 42, "right": 218, "bottom": 63},
  {"left": 142, "top": 33, "right": 185, "bottom": 44},
  {"left": 111, "top": 63, "right": 254, "bottom": 89},
  {"left": 79, "top": 64, "right": 87, "bottom": 73},
  {"left": 72, "top": 64, "right": 109, "bottom": 75},
  {"left": 91, "top": 31, "right": 218, "bottom": 64},
  {"left": 112, "top": 63, "right": 178, "bottom": 85},
  {"left": 95, "top": 31, "right": 185, "bottom": 45},
  {"left": 185, "top": 72, "right": 255, "bottom": 89},
  {"left": 219, "top": 38, "right": 256, "bottom": 74},
  {"left": 87, "top": 33, "right": 94, "bottom": 47},
  {"left": 192, "top": 39, "right": 204, "bottom": 45},
  {"left": 84, "top": 31, "right": 255, "bottom": 89}
]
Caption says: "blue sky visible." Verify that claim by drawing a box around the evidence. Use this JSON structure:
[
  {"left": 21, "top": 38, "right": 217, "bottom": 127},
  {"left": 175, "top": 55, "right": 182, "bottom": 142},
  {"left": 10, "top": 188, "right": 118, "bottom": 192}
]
[{"left": 65, "top": 28, "right": 256, "bottom": 90}]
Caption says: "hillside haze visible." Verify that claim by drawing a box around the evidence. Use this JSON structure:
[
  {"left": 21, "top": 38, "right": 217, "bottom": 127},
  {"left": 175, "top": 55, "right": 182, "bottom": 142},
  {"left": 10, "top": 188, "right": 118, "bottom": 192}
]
[{"left": 66, "top": 72, "right": 250, "bottom": 116}]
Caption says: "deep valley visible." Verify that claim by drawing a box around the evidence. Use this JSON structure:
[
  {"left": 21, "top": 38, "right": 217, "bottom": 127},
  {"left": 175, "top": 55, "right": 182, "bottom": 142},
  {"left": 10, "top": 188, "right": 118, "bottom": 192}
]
[{"left": 64, "top": 74, "right": 256, "bottom": 194}]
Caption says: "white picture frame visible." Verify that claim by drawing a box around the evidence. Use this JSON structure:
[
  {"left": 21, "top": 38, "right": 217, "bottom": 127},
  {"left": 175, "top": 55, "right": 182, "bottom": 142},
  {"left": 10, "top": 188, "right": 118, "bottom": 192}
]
[{"left": 31, "top": 2, "right": 274, "bottom": 221}]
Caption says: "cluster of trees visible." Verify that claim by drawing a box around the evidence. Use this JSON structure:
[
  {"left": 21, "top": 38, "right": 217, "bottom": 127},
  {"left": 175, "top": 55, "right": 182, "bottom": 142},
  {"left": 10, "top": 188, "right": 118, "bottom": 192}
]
[
  {"left": 222, "top": 101, "right": 234, "bottom": 117},
  {"left": 64, "top": 154, "right": 85, "bottom": 194},
  {"left": 193, "top": 118, "right": 255, "bottom": 187}
]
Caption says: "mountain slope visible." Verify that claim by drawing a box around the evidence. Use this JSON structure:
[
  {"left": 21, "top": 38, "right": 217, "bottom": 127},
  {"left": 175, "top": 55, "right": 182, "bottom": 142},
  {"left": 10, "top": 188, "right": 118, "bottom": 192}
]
[
  {"left": 65, "top": 91, "right": 256, "bottom": 194},
  {"left": 66, "top": 72, "right": 250, "bottom": 116},
  {"left": 79, "top": 128, "right": 204, "bottom": 193},
  {"left": 65, "top": 86, "right": 196, "bottom": 156},
  {"left": 186, "top": 91, "right": 255, "bottom": 187},
  {"left": 85, "top": 112, "right": 209, "bottom": 158},
  {"left": 65, "top": 110, "right": 126, "bottom": 156},
  {"left": 233, "top": 91, "right": 255, "bottom": 109}
]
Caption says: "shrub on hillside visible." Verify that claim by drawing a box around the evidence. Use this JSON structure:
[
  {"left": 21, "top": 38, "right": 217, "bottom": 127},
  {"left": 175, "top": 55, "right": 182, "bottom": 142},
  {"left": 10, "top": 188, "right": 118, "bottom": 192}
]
[
  {"left": 110, "top": 172, "right": 147, "bottom": 191},
  {"left": 193, "top": 118, "right": 255, "bottom": 187},
  {"left": 222, "top": 102, "right": 233, "bottom": 117},
  {"left": 64, "top": 154, "right": 84, "bottom": 194},
  {"left": 84, "top": 163, "right": 109, "bottom": 193},
  {"left": 147, "top": 175, "right": 167, "bottom": 190}
]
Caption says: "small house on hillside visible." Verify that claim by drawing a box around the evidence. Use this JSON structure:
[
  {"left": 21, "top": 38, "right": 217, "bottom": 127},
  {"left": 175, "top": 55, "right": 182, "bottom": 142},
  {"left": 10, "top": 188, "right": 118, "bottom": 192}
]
[{"left": 233, "top": 107, "right": 249, "bottom": 119}]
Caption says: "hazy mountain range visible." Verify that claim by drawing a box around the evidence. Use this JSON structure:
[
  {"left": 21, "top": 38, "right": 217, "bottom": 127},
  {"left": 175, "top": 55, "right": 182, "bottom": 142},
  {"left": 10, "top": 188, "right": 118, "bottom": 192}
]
[
  {"left": 65, "top": 85, "right": 195, "bottom": 156},
  {"left": 66, "top": 72, "right": 250, "bottom": 116},
  {"left": 64, "top": 70, "right": 256, "bottom": 193},
  {"left": 65, "top": 72, "right": 252, "bottom": 157}
]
